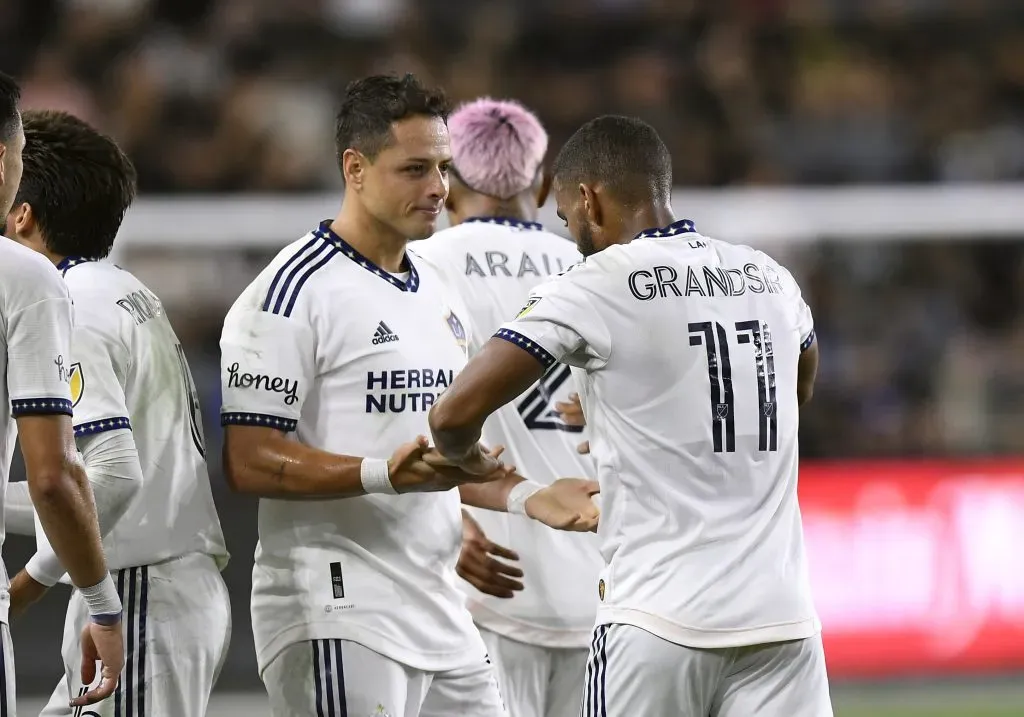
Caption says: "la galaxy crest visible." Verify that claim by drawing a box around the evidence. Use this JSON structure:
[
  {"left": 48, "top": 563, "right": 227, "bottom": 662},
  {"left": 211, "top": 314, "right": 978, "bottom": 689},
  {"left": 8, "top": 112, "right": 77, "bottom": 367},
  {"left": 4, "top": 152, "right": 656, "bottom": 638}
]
[
  {"left": 446, "top": 310, "right": 467, "bottom": 349},
  {"left": 516, "top": 296, "right": 540, "bottom": 319},
  {"left": 69, "top": 363, "right": 84, "bottom": 408}
]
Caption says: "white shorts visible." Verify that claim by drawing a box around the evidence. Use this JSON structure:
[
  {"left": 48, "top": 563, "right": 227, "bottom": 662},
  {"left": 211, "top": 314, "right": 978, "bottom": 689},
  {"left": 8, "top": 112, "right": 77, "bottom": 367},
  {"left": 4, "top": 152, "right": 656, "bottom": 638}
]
[
  {"left": 479, "top": 628, "right": 587, "bottom": 717},
  {"left": 262, "top": 638, "right": 507, "bottom": 717},
  {"left": 40, "top": 553, "right": 231, "bottom": 717},
  {"left": 0, "top": 623, "right": 16, "bottom": 716},
  {"left": 582, "top": 624, "right": 833, "bottom": 717}
]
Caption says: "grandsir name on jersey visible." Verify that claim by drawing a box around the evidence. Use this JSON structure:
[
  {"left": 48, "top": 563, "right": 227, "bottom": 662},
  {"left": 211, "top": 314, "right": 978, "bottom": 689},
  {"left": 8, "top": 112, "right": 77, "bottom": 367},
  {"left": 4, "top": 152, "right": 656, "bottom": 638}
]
[
  {"left": 496, "top": 219, "right": 820, "bottom": 650},
  {"left": 220, "top": 222, "right": 485, "bottom": 674},
  {"left": 411, "top": 216, "right": 603, "bottom": 649}
]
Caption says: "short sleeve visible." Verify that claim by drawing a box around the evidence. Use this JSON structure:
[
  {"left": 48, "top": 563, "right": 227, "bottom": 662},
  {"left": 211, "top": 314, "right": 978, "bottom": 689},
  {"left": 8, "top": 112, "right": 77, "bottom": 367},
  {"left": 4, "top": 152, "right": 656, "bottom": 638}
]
[
  {"left": 5, "top": 261, "right": 74, "bottom": 417},
  {"left": 67, "top": 303, "right": 132, "bottom": 438},
  {"left": 496, "top": 267, "right": 612, "bottom": 371},
  {"left": 219, "top": 304, "right": 316, "bottom": 432},
  {"left": 773, "top": 263, "right": 815, "bottom": 352}
]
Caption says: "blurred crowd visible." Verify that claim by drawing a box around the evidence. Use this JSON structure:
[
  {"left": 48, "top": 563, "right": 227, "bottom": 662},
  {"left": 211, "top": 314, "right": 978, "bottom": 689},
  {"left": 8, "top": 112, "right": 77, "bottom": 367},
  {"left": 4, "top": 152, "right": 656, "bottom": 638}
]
[
  {"left": 3, "top": 0, "right": 1023, "bottom": 459},
  {"left": 4, "top": 0, "right": 1024, "bottom": 191}
]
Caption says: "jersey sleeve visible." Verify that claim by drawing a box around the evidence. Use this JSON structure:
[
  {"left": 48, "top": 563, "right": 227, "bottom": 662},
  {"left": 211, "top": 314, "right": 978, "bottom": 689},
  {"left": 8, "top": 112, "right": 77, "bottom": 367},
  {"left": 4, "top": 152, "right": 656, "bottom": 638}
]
[
  {"left": 5, "top": 258, "right": 74, "bottom": 417},
  {"left": 66, "top": 298, "right": 132, "bottom": 438},
  {"left": 496, "top": 266, "right": 612, "bottom": 371},
  {"left": 774, "top": 263, "right": 815, "bottom": 351},
  {"left": 219, "top": 301, "right": 316, "bottom": 433}
]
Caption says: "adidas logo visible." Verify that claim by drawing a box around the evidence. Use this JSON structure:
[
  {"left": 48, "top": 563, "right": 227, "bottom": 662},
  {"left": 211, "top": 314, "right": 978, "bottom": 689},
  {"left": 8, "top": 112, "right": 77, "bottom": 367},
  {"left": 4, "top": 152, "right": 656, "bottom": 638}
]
[{"left": 372, "top": 321, "right": 400, "bottom": 345}]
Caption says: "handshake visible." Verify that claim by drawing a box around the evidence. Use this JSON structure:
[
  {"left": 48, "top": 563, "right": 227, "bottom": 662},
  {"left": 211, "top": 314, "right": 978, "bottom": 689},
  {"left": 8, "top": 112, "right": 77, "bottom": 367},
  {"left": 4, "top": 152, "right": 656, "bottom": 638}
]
[{"left": 384, "top": 437, "right": 599, "bottom": 533}]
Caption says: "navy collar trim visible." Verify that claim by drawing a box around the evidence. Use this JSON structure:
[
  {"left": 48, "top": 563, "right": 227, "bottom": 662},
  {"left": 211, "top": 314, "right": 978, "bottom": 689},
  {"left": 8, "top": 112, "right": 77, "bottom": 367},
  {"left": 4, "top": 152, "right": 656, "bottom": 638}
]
[
  {"left": 56, "top": 256, "right": 94, "bottom": 276},
  {"left": 317, "top": 221, "right": 420, "bottom": 293},
  {"left": 634, "top": 219, "right": 697, "bottom": 240},
  {"left": 463, "top": 216, "right": 544, "bottom": 231}
]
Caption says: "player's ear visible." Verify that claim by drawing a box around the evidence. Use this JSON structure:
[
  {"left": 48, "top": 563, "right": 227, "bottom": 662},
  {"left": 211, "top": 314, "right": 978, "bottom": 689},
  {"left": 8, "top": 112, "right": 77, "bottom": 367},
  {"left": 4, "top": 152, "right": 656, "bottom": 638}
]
[
  {"left": 579, "top": 183, "right": 602, "bottom": 227},
  {"left": 536, "top": 167, "right": 552, "bottom": 208},
  {"left": 0, "top": 144, "right": 6, "bottom": 186},
  {"left": 341, "top": 148, "right": 365, "bottom": 190},
  {"left": 9, "top": 202, "right": 36, "bottom": 239}
]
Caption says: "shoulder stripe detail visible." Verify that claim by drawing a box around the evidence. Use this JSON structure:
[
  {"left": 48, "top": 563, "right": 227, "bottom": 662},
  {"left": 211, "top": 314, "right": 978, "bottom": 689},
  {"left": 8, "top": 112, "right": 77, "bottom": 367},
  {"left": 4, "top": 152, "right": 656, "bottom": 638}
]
[
  {"left": 74, "top": 416, "right": 131, "bottom": 437},
  {"left": 266, "top": 239, "right": 332, "bottom": 315},
  {"left": 262, "top": 236, "right": 323, "bottom": 313},
  {"left": 800, "top": 329, "right": 816, "bottom": 352},
  {"left": 494, "top": 329, "right": 556, "bottom": 369},
  {"left": 11, "top": 397, "right": 73, "bottom": 417},
  {"left": 281, "top": 245, "right": 341, "bottom": 318},
  {"left": 221, "top": 412, "right": 298, "bottom": 432}
]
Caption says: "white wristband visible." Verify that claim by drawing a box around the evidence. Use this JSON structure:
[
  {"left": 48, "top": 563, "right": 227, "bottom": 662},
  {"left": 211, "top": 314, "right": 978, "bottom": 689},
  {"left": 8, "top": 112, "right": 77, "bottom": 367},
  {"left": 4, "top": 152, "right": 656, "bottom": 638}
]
[
  {"left": 79, "top": 574, "right": 122, "bottom": 624},
  {"left": 360, "top": 458, "right": 397, "bottom": 495},
  {"left": 506, "top": 480, "right": 544, "bottom": 515}
]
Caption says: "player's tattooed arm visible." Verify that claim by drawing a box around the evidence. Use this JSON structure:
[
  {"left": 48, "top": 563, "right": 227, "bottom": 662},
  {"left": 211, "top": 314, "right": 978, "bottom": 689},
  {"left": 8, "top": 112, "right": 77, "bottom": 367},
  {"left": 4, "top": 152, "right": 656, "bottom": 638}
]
[
  {"left": 223, "top": 425, "right": 369, "bottom": 499},
  {"left": 429, "top": 337, "right": 547, "bottom": 465}
]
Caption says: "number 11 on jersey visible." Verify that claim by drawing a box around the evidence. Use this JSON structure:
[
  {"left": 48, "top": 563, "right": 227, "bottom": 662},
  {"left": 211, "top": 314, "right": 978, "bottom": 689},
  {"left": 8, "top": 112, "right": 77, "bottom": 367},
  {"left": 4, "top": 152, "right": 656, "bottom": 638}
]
[{"left": 689, "top": 319, "right": 778, "bottom": 453}]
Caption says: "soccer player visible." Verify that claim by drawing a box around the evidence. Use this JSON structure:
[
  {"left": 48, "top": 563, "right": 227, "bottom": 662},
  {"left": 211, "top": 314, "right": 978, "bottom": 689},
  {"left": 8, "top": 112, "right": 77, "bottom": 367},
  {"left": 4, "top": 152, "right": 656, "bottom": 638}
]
[
  {"left": 409, "top": 98, "right": 603, "bottom": 717},
  {"left": 429, "top": 115, "right": 832, "bottom": 717},
  {"left": 3, "top": 110, "right": 230, "bottom": 716},
  {"left": 0, "top": 74, "right": 124, "bottom": 712},
  {"left": 219, "top": 74, "right": 599, "bottom": 717}
]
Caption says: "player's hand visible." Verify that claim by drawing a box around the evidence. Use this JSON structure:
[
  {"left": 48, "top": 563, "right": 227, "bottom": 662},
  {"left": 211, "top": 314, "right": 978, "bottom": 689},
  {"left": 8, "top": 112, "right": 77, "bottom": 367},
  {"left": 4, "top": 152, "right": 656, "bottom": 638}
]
[
  {"left": 525, "top": 478, "right": 600, "bottom": 532},
  {"left": 72, "top": 620, "right": 124, "bottom": 707},
  {"left": 576, "top": 440, "right": 590, "bottom": 455},
  {"left": 457, "top": 510, "right": 524, "bottom": 599},
  {"left": 8, "top": 569, "right": 49, "bottom": 617},
  {"left": 424, "top": 443, "right": 506, "bottom": 477},
  {"left": 555, "top": 393, "right": 586, "bottom": 427},
  {"left": 389, "top": 440, "right": 511, "bottom": 493}
]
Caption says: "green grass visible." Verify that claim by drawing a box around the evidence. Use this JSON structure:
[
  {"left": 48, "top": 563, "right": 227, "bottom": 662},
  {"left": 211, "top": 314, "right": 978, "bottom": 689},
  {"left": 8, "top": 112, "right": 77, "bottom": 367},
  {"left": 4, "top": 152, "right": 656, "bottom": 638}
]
[
  {"left": 831, "top": 680, "right": 1024, "bottom": 717},
  {"left": 837, "top": 708, "right": 1023, "bottom": 717}
]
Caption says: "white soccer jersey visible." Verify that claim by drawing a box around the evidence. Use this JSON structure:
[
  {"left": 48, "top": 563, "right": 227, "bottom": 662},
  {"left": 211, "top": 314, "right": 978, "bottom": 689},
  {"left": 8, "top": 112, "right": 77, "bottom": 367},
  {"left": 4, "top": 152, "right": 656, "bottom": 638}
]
[
  {"left": 411, "top": 217, "right": 603, "bottom": 648},
  {"left": 0, "top": 240, "right": 75, "bottom": 623},
  {"left": 32, "top": 258, "right": 228, "bottom": 572},
  {"left": 500, "top": 219, "right": 820, "bottom": 649},
  {"left": 220, "top": 222, "right": 484, "bottom": 674}
]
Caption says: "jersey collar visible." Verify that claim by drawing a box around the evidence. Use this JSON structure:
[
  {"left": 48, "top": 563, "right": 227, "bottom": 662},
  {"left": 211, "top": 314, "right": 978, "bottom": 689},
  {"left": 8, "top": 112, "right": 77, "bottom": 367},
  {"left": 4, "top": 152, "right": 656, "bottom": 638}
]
[
  {"left": 463, "top": 216, "right": 544, "bottom": 231},
  {"left": 634, "top": 219, "right": 697, "bottom": 240},
  {"left": 316, "top": 221, "right": 420, "bottom": 293},
  {"left": 55, "top": 255, "right": 95, "bottom": 276}
]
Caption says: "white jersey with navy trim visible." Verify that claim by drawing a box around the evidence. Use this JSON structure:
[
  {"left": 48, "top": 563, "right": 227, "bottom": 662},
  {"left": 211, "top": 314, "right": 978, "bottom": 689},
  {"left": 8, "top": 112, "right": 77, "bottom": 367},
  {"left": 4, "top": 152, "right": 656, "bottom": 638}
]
[
  {"left": 411, "top": 217, "right": 603, "bottom": 648},
  {"left": 0, "top": 240, "right": 75, "bottom": 624},
  {"left": 221, "top": 222, "right": 486, "bottom": 674},
  {"left": 499, "top": 220, "right": 820, "bottom": 650},
  {"left": 32, "top": 258, "right": 228, "bottom": 572}
]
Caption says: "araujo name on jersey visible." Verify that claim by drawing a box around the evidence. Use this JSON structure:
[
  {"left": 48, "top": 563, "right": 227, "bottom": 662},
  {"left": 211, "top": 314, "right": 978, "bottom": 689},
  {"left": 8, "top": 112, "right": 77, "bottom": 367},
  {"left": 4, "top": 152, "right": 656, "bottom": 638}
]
[
  {"left": 365, "top": 368, "right": 455, "bottom": 413},
  {"left": 465, "top": 251, "right": 568, "bottom": 278},
  {"left": 628, "top": 262, "right": 786, "bottom": 301},
  {"left": 226, "top": 362, "right": 299, "bottom": 405}
]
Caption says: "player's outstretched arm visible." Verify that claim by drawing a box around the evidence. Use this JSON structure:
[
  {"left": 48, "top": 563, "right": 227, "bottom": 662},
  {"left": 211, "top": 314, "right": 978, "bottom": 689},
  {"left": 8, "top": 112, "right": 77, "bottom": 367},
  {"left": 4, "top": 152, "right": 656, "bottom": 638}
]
[{"left": 430, "top": 337, "right": 547, "bottom": 462}]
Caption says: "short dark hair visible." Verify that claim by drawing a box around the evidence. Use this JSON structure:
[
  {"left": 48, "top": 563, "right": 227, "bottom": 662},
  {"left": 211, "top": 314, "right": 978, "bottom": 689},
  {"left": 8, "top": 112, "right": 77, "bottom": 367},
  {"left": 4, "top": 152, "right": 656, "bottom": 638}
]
[
  {"left": 16, "top": 110, "right": 137, "bottom": 260},
  {"left": 553, "top": 115, "right": 672, "bottom": 206},
  {"left": 334, "top": 73, "right": 450, "bottom": 165},
  {"left": 0, "top": 72, "right": 21, "bottom": 143}
]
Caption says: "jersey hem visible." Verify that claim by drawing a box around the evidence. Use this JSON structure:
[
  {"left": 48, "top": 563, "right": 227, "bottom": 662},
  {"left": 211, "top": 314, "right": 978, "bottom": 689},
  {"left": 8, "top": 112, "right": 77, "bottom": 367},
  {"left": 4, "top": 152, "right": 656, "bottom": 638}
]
[
  {"left": 255, "top": 621, "right": 486, "bottom": 676},
  {"left": 493, "top": 328, "right": 556, "bottom": 369},
  {"left": 467, "top": 599, "right": 594, "bottom": 649},
  {"left": 220, "top": 411, "right": 297, "bottom": 432},
  {"left": 11, "top": 397, "right": 73, "bottom": 417},
  {"left": 596, "top": 607, "right": 821, "bottom": 649},
  {"left": 74, "top": 416, "right": 131, "bottom": 437}
]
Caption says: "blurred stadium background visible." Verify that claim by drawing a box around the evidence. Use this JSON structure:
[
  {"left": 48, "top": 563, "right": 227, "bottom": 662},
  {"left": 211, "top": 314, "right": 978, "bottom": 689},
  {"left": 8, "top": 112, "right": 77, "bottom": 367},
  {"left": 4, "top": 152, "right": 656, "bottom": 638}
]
[{"left": 4, "top": 0, "right": 1024, "bottom": 715}]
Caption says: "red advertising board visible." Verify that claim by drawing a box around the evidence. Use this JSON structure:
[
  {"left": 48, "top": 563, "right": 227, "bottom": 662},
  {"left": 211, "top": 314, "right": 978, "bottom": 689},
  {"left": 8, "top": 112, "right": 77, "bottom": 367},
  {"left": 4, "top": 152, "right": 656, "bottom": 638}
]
[{"left": 799, "top": 460, "right": 1024, "bottom": 677}]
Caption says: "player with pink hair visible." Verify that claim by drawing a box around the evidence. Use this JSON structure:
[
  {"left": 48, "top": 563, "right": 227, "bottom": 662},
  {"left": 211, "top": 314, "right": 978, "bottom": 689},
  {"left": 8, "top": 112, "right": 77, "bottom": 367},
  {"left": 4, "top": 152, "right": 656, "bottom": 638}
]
[{"left": 412, "top": 99, "right": 603, "bottom": 717}]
